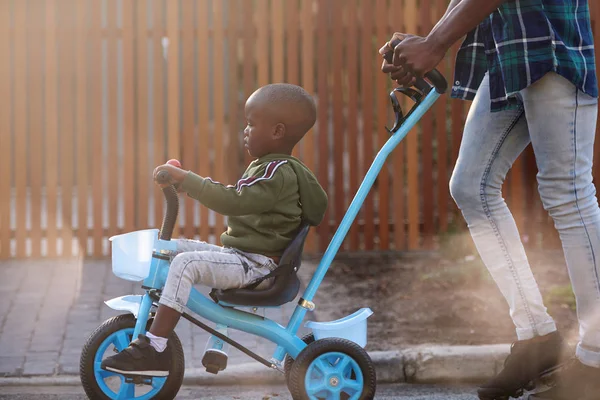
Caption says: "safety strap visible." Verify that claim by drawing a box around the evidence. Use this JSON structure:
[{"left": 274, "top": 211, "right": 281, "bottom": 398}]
[{"left": 243, "top": 264, "right": 291, "bottom": 290}]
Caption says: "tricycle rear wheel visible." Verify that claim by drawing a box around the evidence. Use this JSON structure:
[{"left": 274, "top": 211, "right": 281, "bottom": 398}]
[{"left": 289, "top": 337, "right": 376, "bottom": 400}]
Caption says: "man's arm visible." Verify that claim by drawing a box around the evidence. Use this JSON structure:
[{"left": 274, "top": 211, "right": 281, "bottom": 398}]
[
  {"left": 427, "top": 0, "right": 505, "bottom": 52},
  {"left": 431, "top": 0, "right": 463, "bottom": 32},
  {"left": 381, "top": 0, "right": 506, "bottom": 86}
]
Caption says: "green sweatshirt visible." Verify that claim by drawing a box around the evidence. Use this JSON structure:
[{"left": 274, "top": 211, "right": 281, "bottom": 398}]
[{"left": 181, "top": 154, "right": 328, "bottom": 257}]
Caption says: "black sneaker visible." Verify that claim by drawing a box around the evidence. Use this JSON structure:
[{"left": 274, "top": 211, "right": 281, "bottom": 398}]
[
  {"left": 528, "top": 358, "right": 600, "bottom": 400},
  {"left": 101, "top": 334, "right": 170, "bottom": 377},
  {"left": 477, "top": 331, "right": 564, "bottom": 400}
]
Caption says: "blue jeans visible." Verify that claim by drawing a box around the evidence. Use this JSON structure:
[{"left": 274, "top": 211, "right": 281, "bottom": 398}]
[
  {"left": 158, "top": 240, "right": 277, "bottom": 314},
  {"left": 450, "top": 72, "right": 600, "bottom": 368}
]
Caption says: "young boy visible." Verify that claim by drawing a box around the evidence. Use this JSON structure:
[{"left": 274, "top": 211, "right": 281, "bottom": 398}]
[{"left": 101, "top": 83, "right": 328, "bottom": 376}]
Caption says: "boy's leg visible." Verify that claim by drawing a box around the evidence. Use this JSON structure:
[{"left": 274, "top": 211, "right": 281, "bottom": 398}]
[
  {"left": 101, "top": 249, "right": 273, "bottom": 376},
  {"left": 450, "top": 74, "right": 564, "bottom": 399},
  {"left": 172, "top": 238, "right": 225, "bottom": 254},
  {"left": 521, "top": 72, "right": 600, "bottom": 399},
  {"left": 146, "top": 240, "right": 228, "bottom": 342}
]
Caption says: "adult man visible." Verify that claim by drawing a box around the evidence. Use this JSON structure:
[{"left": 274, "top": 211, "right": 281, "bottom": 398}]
[{"left": 380, "top": 1, "right": 600, "bottom": 399}]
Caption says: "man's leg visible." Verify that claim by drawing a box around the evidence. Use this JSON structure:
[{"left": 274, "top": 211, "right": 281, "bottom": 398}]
[
  {"left": 450, "top": 74, "right": 563, "bottom": 400},
  {"left": 451, "top": 74, "right": 556, "bottom": 338},
  {"left": 522, "top": 72, "right": 600, "bottom": 399}
]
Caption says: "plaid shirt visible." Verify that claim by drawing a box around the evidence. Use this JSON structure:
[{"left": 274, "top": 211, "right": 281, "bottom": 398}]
[{"left": 451, "top": 0, "right": 598, "bottom": 112}]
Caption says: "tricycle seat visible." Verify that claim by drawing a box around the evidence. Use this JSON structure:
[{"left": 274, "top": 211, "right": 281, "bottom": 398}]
[{"left": 211, "top": 224, "right": 310, "bottom": 307}]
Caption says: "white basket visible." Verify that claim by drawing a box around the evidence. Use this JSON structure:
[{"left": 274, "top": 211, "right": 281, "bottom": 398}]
[
  {"left": 109, "top": 229, "right": 159, "bottom": 281},
  {"left": 305, "top": 308, "right": 373, "bottom": 348}
]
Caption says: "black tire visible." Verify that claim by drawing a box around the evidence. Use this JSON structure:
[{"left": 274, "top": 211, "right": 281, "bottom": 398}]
[
  {"left": 80, "top": 314, "right": 185, "bottom": 400},
  {"left": 284, "top": 333, "right": 315, "bottom": 386},
  {"left": 289, "top": 337, "right": 376, "bottom": 400}
]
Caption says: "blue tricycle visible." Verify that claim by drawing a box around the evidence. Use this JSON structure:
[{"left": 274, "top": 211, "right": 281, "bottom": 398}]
[{"left": 79, "top": 48, "right": 447, "bottom": 400}]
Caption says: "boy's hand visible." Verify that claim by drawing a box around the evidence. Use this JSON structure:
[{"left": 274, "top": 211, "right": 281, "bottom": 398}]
[{"left": 153, "top": 164, "right": 187, "bottom": 189}]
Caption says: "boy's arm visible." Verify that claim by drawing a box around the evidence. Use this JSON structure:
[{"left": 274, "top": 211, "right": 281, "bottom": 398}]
[{"left": 180, "top": 165, "right": 286, "bottom": 216}]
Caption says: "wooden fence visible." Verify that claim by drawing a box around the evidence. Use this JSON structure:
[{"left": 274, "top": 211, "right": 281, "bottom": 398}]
[{"left": 2, "top": 0, "right": 600, "bottom": 259}]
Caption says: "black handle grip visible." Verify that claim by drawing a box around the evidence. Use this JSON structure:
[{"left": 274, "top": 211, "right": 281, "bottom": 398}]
[
  {"left": 159, "top": 186, "right": 179, "bottom": 241},
  {"left": 383, "top": 38, "right": 448, "bottom": 94}
]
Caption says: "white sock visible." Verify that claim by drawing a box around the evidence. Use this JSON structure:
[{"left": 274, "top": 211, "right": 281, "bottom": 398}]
[{"left": 146, "top": 332, "right": 168, "bottom": 353}]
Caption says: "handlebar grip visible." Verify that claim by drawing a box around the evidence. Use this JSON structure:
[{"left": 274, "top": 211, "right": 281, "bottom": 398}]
[
  {"left": 383, "top": 38, "right": 448, "bottom": 94},
  {"left": 156, "top": 170, "right": 171, "bottom": 185}
]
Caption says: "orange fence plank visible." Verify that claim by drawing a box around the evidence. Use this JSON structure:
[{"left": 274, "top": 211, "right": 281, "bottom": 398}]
[
  {"left": 375, "top": 0, "right": 389, "bottom": 250},
  {"left": 257, "top": 0, "right": 269, "bottom": 87},
  {"left": 0, "top": 0, "right": 11, "bottom": 258},
  {"left": 213, "top": 0, "right": 226, "bottom": 242},
  {"left": 523, "top": 146, "right": 539, "bottom": 247},
  {"left": 449, "top": 41, "right": 463, "bottom": 224},
  {"left": 420, "top": 0, "right": 434, "bottom": 249},
  {"left": 45, "top": 0, "right": 59, "bottom": 257},
  {"left": 75, "top": 0, "right": 88, "bottom": 256},
  {"left": 90, "top": 0, "right": 103, "bottom": 256},
  {"left": 271, "top": 0, "right": 284, "bottom": 83},
  {"left": 167, "top": 0, "right": 180, "bottom": 238},
  {"left": 346, "top": 0, "right": 360, "bottom": 251},
  {"left": 436, "top": 63, "right": 449, "bottom": 233},
  {"left": 361, "top": 1, "right": 375, "bottom": 251},
  {"left": 28, "top": 0, "right": 44, "bottom": 257},
  {"left": 332, "top": 0, "right": 344, "bottom": 241},
  {"left": 286, "top": 0, "right": 301, "bottom": 157},
  {"left": 404, "top": 0, "right": 419, "bottom": 250},
  {"left": 107, "top": 0, "right": 118, "bottom": 238},
  {"left": 450, "top": 43, "right": 464, "bottom": 165},
  {"left": 136, "top": 0, "right": 149, "bottom": 230},
  {"left": 153, "top": 0, "right": 165, "bottom": 230},
  {"left": 197, "top": 0, "right": 210, "bottom": 241},
  {"left": 227, "top": 0, "right": 241, "bottom": 184},
  {"left": 242, "top": 0, "right": 254, "bottom": 167},
  {"left": 286, "top": 0, "right": 299, "bottom": 85},
  {"left": 13, "top": 0, "right": 27, "bottom": 257},
  {"left": 317, "top": 0, "right": 330, "bottom": 251},
  {"left": 61, "top": 1, "right": 76, "bottom": 256},
  {"left": 511, "top": 156, "right": 525, "bottom": 231},
  {"left": 301, "top": 0, "right": 317, "bottom": 252},
  {"left": 389, "top": 1, "right": 408, "bottom": 250},
  {"left": 122, "top": 0, "right": 135, "bottom": 237},
  {"left": 181, "top": 0, "right": 195, "bottom": 238}
]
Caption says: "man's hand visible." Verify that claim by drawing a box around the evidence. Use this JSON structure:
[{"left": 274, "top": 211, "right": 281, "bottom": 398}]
[
  {"left": 379, "top": 33, "right": 446, "bottom": 87},
  {"left": 153, "top": 164, "right": 187, "bottom": 189}
]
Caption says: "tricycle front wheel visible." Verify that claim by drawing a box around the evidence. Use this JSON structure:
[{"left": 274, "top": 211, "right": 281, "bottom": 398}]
[{"left": 80, "top": 313, "right": 184, "bottom": 400}]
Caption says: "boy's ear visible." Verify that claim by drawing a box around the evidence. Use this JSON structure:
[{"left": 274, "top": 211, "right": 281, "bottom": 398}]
[{"left": 273, "top": 123, "right": 286, "bottom": 140}]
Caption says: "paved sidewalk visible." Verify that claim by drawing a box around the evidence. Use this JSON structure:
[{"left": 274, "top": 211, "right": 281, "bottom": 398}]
[{"left": 0, "top": 259, "right": 313, "bottom": 377}]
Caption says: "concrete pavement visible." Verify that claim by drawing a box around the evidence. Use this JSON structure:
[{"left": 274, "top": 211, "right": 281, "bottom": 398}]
[{"left": 0, "top": 259, "right": 311, "bottom": 377}]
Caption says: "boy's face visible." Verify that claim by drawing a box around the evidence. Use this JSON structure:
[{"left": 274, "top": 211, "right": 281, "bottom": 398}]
[{"left": 244, "top": 98, "right": 279, "bottom": 158}]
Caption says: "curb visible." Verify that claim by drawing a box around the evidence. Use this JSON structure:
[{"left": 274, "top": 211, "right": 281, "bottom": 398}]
[{"left": 0, "top": 345, "right": 510, "bottom": 387}]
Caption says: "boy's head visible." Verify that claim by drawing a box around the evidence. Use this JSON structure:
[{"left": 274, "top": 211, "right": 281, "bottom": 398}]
[{"left": 244, "top": 83, "right": 316, "bottom": 158}]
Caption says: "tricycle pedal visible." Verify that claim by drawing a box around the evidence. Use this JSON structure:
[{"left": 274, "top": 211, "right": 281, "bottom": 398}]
[{"left": 202, "top": 349, "right": 228, "bottom": 374}]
